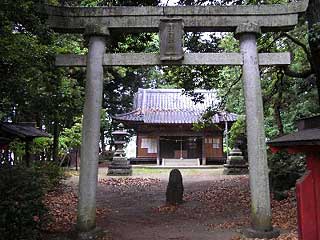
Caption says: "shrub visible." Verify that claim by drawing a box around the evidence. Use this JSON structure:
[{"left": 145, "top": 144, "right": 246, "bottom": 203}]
[
  {"left": 33, "top": 162, "right": 66, "bottom": 191},
  {"left": 0, "top": 162, "right": 65, "bottom": 240},
  {"left": 0, "top": 166, "right": 46, "bottom": 240},
  {"left": 268, "top": 150, "right": 306, "bottom": 192}
]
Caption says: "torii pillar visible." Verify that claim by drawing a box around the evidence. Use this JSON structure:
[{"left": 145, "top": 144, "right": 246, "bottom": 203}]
[
  {"left": 77, "top": 25, "right": 109, "bottom": 233},
  {"left": 236, "top": 24, "right": 279, "bottom": 238}
]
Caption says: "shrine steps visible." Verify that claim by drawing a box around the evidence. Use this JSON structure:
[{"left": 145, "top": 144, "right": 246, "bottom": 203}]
[{"left": 162, "top": 158, "right": 200, "bottom": 167}]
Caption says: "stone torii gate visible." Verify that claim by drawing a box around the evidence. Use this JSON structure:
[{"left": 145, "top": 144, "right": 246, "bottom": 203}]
[{"left": 45, "top": 1, "right": 308, "bottom": 238}]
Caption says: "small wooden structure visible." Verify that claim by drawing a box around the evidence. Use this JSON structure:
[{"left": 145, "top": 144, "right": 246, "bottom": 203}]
[
  {"left": 0, "top": 122, "right": 50, "bottom": 166},
  {"left": 268, "top": 115, "right": 320, "bottom": 240},
  {"left": 113, "top": 88, "right": 237, "bottom": 166}
]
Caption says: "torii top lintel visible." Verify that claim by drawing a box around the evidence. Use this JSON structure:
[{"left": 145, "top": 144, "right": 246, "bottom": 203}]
[{"left": 45, "top": 1, "right": 308, "bottom": 34}]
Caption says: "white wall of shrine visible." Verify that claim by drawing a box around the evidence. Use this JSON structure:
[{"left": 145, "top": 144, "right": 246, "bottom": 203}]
[{"left": 125, "top": 136, "right": 137, "bottom": 158}]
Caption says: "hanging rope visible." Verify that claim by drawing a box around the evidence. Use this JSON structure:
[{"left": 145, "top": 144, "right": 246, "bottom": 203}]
[{"left": 159, "top": 137, "right": 202, "bottom": 142}]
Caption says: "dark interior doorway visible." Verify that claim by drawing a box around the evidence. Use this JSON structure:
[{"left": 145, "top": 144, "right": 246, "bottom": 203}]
[{"left": 159, "top": 136, "right": 202, "bottom": 159}]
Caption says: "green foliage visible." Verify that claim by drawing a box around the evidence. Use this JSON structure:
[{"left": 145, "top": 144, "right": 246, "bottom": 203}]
[
  {"left": 33, "top": 162, "right": 66, "bottom": 190},
  {"left": 32, "top": 137, "right": 53, "bottom": 155},
  {"left": 268, "top": 151, "right": 306, "bottom": 192},
  {"left": 228, "top": 115, "right": 245, "bottom": 148},
  {"left": 0, "top": 0, "right": 86, "bottom": 161},
  {"left": 309, "top": 23, "right": 320, "bottom": 45},
  {"left": 160, "top": 33, "right": 223, "bottom": 92},
  {"left": 219, "top": 33, "right": 239, "bottom": 52},
  {"left": 8, "top": 139, "right": 26, "bottom": 160},
  {"left": 0, "top": 166, "right": 45, "bottom": 240},
  {"left": 58, "top": 110, "right": 110, "bottom": 156},
  {"left": 59, "top": 117, "right": 82, "bottom": 156},
  {"left": 0, "top": 162, "right": 65, "bottom": 240},
  {"left": 0, "top": 0, "right": 48, "bottom": 37},
  {"left": 192, "top": 107, "right": 221, "bottom": 131},
  {"left": 9, "top": 138, "right": 53, "bottom": 165}
]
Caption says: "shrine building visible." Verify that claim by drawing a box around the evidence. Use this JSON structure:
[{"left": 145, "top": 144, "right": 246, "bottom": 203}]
[{"left": 113, "top": 88, "right": 237, "bottom": 166}]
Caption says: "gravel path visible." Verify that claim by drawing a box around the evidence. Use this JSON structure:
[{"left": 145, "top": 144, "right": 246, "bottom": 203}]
[{"left": 68, "top": 167, "right": 248, "bottom": 240}]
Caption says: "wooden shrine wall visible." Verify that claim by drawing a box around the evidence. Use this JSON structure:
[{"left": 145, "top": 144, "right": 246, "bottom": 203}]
[
  {"left": 136, "top": 128, "right": 224, "bottom": 160},
  {"left": 204, "top": 134, "right": 223, "bottom": 160},
  {"left": 136, "top": 134, "right": 157, "bottom": 159}
]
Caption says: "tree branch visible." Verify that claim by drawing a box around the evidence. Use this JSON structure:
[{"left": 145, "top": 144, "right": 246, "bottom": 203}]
[
  {"left": 218, "top": 72, "right": 242, "bottom": 110},
  {"left": 282, "top": 66, "right": 313, "bottom": 79},
  {"left": 281, "top": 32, "right": 313, "bottom": 64},
  {"left": 258, "top": 33, "right": 283, "bottom": 53}
]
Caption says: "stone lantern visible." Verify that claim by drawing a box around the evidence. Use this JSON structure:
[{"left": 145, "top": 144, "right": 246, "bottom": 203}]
[
  {"left": 107, "top": 123, "right": 132, "bottom": 176},
  {"left": 223, "top": 145, "right": 248, "bottom": 175}
]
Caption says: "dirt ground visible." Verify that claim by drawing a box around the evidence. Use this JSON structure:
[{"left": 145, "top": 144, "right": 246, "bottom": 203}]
[{"left": 67, "top": 168, "right": 250, "bottom": 240}]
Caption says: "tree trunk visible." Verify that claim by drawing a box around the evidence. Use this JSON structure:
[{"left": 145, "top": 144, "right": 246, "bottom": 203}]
[
  {"left": 52, "top": 119, "right": 59, "bottom": 162},
  {"left": 24, "top": 140, "right": 32, "bottom": 167},
  {"left": 100, "top": 128, "right": 106, "bottom": 152},
  {"left": 274, "top": 103, "right": 284, "bottom": 136},
  {"left": 274, "top": 73, "right": 284, "bottom": 136},
  {"left": 307, "top": 0, "right": 320, "bottom": 105}
]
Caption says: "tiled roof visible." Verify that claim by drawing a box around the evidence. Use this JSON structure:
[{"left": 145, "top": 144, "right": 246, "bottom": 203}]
[
  {"left": 0, "top": 137, "right": 10, "bottom": 145},
  {"left": 114, "top": 89, "right": 237, "bottom": 124},
  {"left": 268, "top": 115, "right": 320, "bottom": 147},
  {"left": 0, "top": 123, "right": 50, "bottom": 139},
  {"left": 268, "top": 128, "right": 320, "bottom": 146}
]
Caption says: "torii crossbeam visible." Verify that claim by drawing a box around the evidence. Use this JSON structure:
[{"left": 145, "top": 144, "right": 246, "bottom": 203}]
[
  {"left": 44, "top": 1, "right": 308, "bottom": 238},
  {"left": 46, "top": 2, "right": 307, "bottom": 33}
]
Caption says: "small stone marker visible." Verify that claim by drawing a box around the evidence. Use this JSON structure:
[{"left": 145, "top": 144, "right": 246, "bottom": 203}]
[{"left": 166, "top": 169, "right": 184, "bottom": 205}]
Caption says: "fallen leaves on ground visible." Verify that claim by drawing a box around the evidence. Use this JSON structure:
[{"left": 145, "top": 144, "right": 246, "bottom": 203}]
[
  {"left": 184, "top": 176, "right": 251, "bottom": 215},
  {"left": 43, "top": 186, "right": 77, "bottom": 232},
  {"left": 43, "top": 178, "right": 160, "bottom": 233},
  {"left": 207, "top": 217, "right": 250, "bottom": 230},
  {"left": 43, "top": 185, "right": 110, "bottom": 233},
  {"left": 153, "top": 204, "right": 179, "bottom": 213},
  {"left": 272, "top": 192, "right": 297, "bottom": 230},
  {"left": 231, "top": 231, "right": 298, "bottom": 240},
  {"left": 43, "top": 176, "right": 298, "bottom": 240},
  {"left": 99, "top": 177, "right": 161, "bottom": 190},
  {"left": 168, "top": 176, "right": 297, "bottom": 239}
]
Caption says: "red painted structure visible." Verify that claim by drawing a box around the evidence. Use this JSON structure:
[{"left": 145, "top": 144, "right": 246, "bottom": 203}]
[{"left": 268, "top": 115, "right": 320, "bottom": 240}]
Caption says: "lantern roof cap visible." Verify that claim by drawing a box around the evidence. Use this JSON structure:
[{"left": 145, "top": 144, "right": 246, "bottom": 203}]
[{"left": 112, "top": 123, "right": 129, "bottom": 135}]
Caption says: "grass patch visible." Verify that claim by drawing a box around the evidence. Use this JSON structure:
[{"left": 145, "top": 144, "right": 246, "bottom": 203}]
[
  {"left": 132, "top": 168, "right": 223, "bottom": 176},
  {"left": 132, "top": 168, "right": 171, "bottom": 175},
  {"left": 65, "top": 169, "right": 80, "bottom": 177}
]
